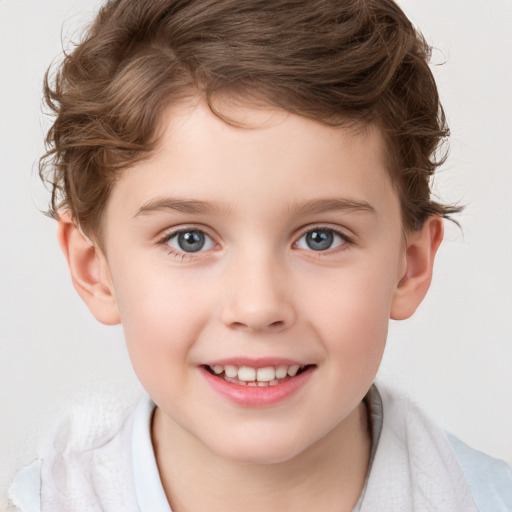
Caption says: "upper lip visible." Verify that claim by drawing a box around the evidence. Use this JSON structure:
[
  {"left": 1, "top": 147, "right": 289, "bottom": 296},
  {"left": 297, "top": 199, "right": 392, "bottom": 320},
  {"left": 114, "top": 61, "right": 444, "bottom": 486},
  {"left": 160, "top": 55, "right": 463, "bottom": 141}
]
[{"left": 202, "top": 357, "right": 312, "bottom": 369}]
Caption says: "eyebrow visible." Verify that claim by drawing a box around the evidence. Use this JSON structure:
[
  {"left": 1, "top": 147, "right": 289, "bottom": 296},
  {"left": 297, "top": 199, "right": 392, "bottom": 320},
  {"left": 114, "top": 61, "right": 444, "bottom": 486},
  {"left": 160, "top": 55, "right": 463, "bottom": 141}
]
[
  {"left": 289, "top": 198, "right": 376, "bottom": 216},
  {"left": 134, "top": 197, "right": 221, "bottom": 217},
  {"left": 133, "top": 196, "right": 375, "bottom": 218}
]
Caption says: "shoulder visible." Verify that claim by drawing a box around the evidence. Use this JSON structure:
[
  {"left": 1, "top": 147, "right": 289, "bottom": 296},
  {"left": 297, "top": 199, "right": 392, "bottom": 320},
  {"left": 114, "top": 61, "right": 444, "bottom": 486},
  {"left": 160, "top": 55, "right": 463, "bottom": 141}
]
[
  {"left": 7, "top": 389, "right": 144, "bottom": 511},
  {"left": 367, "top": 382, "right": 512, "bottom": 511},
  {"left": 447, "top": 432, "right": 512, "bottom": 512}
]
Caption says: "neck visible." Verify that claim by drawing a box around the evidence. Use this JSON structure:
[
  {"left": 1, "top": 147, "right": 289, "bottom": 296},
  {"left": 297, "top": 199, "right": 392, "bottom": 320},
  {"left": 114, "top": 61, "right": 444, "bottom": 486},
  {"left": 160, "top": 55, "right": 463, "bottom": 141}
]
[{"left": 152, "top": 402, "right": 371, "bottom": 512}]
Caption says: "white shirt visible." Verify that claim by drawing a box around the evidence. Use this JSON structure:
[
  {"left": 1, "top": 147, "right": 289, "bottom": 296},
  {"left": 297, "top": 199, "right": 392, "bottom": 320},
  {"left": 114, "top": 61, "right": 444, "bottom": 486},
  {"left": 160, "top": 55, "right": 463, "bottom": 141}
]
[{"left": 7, "top": 384, "right": 512, "bottom": 511}]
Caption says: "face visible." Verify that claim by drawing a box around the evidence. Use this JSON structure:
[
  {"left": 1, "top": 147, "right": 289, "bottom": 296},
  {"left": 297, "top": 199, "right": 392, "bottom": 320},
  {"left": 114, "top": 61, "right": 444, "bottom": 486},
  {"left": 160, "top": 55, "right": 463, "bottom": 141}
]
[{"left": 99, "top": 99, "right": 408, "bottom": 465}]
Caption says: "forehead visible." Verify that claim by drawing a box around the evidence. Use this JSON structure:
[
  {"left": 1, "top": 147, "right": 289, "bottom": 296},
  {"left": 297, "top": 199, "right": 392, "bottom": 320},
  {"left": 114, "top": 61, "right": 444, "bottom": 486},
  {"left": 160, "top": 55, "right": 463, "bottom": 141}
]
[{"left": 105, "top": 98, "right": 400, "bottom": 228}]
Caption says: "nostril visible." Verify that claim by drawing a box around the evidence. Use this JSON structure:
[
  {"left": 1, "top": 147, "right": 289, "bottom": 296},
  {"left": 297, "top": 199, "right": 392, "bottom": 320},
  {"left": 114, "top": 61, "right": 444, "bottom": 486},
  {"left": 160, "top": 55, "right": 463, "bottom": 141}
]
[{"left": 228, "top": 319, "right": 286, "bottom": 332}]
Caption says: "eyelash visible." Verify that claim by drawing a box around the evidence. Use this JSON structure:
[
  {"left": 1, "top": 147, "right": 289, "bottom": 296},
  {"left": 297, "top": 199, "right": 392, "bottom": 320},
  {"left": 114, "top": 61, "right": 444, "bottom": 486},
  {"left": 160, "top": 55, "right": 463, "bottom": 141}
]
[
  {"left": 294, "top": 226, "right": 353, "bottom": 254},
  {"left": 157, "top": 225, "right": 354, "bottom": 260},
  {"left": 157, "top": 226, "right": 217, "bottom": 260}
]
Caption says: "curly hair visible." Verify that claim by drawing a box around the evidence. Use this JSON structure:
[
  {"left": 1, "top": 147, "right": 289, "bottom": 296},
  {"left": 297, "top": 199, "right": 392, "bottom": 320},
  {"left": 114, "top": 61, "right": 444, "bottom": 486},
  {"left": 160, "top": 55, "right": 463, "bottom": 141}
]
[{"left": 41, "top": 0, "right": 460, "bottom": 240}]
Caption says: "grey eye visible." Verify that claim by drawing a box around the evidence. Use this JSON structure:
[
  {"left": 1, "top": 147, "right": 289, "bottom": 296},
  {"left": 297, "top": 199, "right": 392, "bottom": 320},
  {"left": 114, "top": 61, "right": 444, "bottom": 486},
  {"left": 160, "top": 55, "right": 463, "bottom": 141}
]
[
  {"left": 296, "top": 229, "right": 346, "bottom": 251},
  {"left": 166, "top": 230, "right": 214, "bottom": 253}
]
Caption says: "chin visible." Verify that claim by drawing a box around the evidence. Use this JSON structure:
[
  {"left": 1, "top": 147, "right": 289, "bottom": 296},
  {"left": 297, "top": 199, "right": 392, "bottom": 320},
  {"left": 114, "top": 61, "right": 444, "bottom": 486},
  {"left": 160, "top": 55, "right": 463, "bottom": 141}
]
[{"left": 210, "top": 431, "right": 313, "bottom": 466}]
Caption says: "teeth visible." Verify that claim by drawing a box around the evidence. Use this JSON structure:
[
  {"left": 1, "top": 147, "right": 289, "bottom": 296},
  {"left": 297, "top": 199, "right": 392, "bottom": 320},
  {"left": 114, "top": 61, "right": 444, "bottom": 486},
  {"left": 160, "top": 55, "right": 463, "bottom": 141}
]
[
  {"left": 208, "top": 363, "right": 306, "bottom": 384},
  {"left": 256, "top": 367, "right": 276, "bottom": 382},
  {"left": 238, "top": 366, "right": 256, "bottom": 382},
  {"left": 275, "top": 365, "right": 288, "bottom": 379},
  {"left": 287, "top": 365, "right": 300, "bottom": 377},
  {"left": 224, "top": 365, "right": 238, "bottom": 378}
]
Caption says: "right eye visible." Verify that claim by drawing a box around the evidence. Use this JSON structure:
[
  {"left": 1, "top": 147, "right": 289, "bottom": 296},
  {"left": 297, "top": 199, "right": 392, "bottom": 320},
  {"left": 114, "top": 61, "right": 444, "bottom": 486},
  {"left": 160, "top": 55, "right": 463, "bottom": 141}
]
[{"left": 163, "top": 229, "right": 216, "bottom": 254}]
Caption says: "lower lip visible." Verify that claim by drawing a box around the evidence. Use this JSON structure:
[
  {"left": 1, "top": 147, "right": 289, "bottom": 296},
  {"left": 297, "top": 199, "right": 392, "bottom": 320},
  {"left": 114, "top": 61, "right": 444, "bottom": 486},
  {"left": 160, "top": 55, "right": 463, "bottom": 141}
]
[{"left": 200, "top": 366, "right": 315, "bottom": 407}]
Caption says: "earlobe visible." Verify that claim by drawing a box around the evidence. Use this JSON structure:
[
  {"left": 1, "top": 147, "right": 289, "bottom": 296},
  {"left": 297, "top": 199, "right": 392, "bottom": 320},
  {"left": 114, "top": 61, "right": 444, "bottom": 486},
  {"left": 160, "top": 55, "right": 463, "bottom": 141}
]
[
  {"left": 57, "top": 212, "right": 121, "bottom": 326},
  {"left": 390, "top": 216, "right": 444, "bottom": 320}
]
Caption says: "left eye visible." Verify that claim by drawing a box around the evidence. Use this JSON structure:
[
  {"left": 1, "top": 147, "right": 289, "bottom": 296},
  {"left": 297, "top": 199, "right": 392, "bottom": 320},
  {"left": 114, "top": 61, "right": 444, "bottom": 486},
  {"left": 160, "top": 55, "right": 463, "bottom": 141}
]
[
  {"left": 165, "top": 229, "right": 215, "bottom": 253},
  {"left": 295, "top": 228, "right": 347, "bottom": 251}
]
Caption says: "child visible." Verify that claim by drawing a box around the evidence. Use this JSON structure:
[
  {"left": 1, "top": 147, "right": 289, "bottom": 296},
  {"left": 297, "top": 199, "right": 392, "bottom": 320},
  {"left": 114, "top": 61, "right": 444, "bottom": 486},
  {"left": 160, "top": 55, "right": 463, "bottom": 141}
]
[{"left": 7, "top": 0, "right": 512, "bottom": 510}]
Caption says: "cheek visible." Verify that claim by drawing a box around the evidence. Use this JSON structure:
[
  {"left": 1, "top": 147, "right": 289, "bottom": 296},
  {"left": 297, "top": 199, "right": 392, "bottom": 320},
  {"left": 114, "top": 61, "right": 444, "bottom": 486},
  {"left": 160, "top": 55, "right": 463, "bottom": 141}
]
[
  {"left": 110, "top": 266, "right": 211, "bottom": 378},
  {"left": 302, "top": 264, "right": 397, "bottom": 359},
  {"left": 323, "top": 294, "right": 389, "bottom": 365}
]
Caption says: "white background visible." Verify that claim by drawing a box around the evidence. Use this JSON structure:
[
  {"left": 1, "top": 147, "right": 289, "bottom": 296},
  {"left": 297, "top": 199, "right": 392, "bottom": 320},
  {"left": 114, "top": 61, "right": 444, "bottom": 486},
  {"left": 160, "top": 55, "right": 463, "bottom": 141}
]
[{"left": 0, "top": 0, "right": 511, "bottom": 504}]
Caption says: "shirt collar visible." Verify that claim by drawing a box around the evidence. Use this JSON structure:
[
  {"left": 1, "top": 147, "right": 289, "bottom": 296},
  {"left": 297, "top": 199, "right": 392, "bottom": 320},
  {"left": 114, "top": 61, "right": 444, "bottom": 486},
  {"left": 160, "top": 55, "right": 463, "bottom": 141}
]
[{"left": 131, "top": 393, "right": 173, "bottom": 512}]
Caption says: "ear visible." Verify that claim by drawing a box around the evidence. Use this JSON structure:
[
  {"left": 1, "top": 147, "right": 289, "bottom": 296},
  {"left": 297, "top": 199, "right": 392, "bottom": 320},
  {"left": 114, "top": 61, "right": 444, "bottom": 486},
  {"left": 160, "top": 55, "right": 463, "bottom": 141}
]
[
  {"left": 390, "top": 216, "right": 444, "bottom": 320},
  {"left": 57, "top": 212, "right": 121, "bottom": 325}
]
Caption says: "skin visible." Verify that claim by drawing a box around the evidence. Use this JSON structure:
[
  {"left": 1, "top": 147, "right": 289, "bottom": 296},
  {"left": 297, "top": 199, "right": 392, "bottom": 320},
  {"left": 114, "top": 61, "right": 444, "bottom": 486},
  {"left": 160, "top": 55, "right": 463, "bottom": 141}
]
[{"left": 59, "top": 98, "right": 443, "bottom": 511}]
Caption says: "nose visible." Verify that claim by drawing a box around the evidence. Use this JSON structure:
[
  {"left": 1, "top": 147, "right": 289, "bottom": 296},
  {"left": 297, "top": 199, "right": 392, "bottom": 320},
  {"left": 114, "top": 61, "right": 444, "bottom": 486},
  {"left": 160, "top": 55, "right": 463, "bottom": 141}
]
[{"left": 219, "top": 250, "right": 296, "bottom": 333}]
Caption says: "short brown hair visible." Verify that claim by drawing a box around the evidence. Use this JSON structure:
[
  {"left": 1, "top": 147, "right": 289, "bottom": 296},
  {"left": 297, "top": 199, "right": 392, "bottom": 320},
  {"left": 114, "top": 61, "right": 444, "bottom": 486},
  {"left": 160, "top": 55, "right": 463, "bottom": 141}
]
[{"left": 41, "top": 0, "right": 460, "bottom": 239}]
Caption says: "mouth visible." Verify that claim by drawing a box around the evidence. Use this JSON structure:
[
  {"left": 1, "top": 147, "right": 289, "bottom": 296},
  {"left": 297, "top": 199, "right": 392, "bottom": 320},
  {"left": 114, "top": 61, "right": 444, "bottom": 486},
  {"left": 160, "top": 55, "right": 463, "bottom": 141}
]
[{"left": 202, "top": 363, "right": 314, "bottom": 387}]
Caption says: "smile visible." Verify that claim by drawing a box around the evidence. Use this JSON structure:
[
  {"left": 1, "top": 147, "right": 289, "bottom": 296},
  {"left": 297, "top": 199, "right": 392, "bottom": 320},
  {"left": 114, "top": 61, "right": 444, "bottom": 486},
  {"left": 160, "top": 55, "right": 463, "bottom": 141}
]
[
  {"left": 204, "top": 364, "right": 311, "bottom": 386},
  {"left": 200, "top": 362, "right": 316, "bottom": 407}
]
